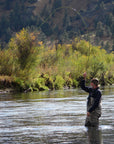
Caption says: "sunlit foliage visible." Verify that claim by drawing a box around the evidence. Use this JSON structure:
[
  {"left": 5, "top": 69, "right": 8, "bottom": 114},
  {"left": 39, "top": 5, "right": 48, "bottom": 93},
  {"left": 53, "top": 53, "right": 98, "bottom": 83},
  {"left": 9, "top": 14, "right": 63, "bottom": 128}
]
[{"left": 0, "top": 29, "right": 114, "bottom": 91}]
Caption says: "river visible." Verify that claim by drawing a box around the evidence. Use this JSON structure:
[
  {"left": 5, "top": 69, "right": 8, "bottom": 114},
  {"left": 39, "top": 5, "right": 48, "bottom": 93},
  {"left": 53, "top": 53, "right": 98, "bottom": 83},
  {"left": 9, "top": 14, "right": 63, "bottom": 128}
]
[{"left": 0, "top": 86, "right": 114, "bottom": 144}]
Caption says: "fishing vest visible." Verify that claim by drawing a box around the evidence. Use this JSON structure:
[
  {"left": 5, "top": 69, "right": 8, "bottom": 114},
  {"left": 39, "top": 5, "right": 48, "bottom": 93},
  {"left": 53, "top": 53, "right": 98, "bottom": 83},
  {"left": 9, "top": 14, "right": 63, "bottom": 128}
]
[{"left": 87, "top": 90, "right": 102, "bottom": 115}]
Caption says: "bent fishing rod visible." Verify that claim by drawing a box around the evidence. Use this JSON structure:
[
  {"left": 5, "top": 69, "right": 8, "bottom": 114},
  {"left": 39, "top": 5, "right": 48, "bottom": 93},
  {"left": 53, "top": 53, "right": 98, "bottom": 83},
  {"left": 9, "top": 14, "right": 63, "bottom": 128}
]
[{"left": 37, "top": 6, "right": 91, "bottom": 71}]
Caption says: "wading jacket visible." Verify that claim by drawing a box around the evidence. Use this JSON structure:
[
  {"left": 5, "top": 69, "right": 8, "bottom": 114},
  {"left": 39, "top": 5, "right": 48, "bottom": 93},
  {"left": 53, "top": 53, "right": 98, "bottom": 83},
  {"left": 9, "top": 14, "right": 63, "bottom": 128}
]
[{"left": 81, "top": 80, "right": 102, "bottom": 116}]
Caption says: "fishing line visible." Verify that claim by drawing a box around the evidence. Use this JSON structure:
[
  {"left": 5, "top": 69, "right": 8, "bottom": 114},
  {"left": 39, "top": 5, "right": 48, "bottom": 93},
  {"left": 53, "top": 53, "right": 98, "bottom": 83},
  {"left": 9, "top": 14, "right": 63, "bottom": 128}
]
[
  {"left": 38, "top": 6, "right": 91, "bottom": 71},
  {"left": 38, "top": 6, "right": 87, "bottom": 31}
]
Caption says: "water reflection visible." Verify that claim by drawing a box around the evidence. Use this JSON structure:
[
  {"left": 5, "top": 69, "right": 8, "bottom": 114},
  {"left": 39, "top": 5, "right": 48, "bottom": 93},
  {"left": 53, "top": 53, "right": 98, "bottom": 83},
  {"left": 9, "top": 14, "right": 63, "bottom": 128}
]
[{"left": 87, "top": 127, "right": 103, "bottom": 144}]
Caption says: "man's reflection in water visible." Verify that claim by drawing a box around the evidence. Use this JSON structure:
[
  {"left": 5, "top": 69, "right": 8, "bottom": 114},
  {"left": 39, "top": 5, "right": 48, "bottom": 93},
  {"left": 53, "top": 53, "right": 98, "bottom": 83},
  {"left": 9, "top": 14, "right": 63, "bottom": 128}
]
[{"left": 87, "top": 127, "right": 103, "bottom": 144}]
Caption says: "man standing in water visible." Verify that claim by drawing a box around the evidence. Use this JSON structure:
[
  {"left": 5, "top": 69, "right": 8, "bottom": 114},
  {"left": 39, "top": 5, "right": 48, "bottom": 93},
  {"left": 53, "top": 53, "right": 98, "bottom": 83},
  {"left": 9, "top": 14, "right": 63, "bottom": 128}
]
[{"left": 81, "top": 72, "right": 102, "bottom": 127}]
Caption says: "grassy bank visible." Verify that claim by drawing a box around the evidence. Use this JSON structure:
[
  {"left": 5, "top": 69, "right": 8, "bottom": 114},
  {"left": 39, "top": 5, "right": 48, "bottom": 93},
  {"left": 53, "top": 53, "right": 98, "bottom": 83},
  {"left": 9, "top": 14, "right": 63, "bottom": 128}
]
[{"left": 0, "top": 29, "right": 114, "bottom": 92}]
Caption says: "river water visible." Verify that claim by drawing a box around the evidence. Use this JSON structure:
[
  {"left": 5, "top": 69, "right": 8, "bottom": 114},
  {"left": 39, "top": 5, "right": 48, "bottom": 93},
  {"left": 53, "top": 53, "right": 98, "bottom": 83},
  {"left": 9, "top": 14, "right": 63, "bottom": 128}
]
[{"left": 0, "top": 86, "right": 114, "bottom": 144}]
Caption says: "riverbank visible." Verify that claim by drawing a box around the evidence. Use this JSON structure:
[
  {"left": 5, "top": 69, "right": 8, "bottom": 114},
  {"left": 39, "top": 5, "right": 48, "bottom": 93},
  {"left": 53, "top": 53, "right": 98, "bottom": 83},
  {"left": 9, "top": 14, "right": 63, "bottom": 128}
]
[
  {"left": 0, "top": 74, "right": 77, "bottom": 93},
  {"left": 0, "top": 74, "right": 113, "bottom": 93},
  {"left": 0, "top": 29, "right": 114, "bottom": 93}
]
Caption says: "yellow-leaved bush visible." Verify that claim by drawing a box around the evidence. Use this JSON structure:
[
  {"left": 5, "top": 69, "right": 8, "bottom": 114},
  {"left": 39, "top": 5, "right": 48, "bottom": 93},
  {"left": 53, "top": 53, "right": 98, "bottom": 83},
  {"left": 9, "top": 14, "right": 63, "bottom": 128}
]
[{"left": 0, "top": 29, "right": 113, "bottom": 91}]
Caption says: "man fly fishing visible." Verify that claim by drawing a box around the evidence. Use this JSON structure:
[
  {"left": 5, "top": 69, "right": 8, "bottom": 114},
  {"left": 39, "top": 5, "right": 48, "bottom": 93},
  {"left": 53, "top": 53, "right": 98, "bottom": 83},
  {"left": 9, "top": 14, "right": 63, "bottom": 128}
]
[{"left": 81, "top": 72, "right": 102, "bottom": 127}]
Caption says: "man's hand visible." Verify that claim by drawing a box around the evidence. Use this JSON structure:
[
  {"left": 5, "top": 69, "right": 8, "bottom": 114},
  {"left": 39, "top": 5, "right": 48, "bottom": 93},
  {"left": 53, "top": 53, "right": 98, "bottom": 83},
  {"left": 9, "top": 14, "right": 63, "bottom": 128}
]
[
  {"left": 87, "top": 112, "right": 90, "bottom": 117},
  {"left": 83, "top": 72, "right": 87, "bottom": 80}
]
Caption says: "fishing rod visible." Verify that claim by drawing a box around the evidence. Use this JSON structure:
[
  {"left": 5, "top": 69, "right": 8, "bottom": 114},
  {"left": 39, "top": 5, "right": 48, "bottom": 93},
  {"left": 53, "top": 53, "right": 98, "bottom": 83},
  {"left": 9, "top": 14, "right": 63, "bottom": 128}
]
[
  {"left": 38, "top": 6, "right": 87, "bottom": 31},
  {"left": 38, "top": 6, "right": 91, "bottom": 71}
]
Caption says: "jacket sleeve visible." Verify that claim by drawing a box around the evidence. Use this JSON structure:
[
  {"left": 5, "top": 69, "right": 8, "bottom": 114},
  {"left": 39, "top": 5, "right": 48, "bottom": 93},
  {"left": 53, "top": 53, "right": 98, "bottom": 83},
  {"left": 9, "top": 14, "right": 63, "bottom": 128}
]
[
  {"left": 88, "top": 91, "right": 101, "bottom": 113},
  {"left": 80, "top": 79, "right": 92, "bottom": 93}
]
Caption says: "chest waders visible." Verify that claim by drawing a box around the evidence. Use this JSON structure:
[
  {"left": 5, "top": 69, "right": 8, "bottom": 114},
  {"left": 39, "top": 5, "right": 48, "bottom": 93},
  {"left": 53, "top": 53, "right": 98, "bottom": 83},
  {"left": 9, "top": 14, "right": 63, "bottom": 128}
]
[{"left": 85, "top": 96, "right": 102, "bottom": 127}]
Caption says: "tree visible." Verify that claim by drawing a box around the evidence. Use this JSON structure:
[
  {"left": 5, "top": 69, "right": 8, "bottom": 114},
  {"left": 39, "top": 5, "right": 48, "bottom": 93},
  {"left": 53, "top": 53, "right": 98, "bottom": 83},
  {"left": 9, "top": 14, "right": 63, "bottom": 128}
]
[
  {"left": 9, "top": 29, "right": 38, "bottom": 72},
  {"left": 41, "top": 23, "right": 53, "bottom": 36},
  {"left": 101, "top": 41, "right": 104, "bottom": 48},
  {"left": 96, "top": 22, "right": 104, "bottom": 38},
  {"left": 104, "top": 41, "right": 110, "bottom": 51},
  {"left": 9, "top": 1, "right": 35, "bottom": 31},
  {"left": 41, "top": 4, "right": 48, "bottom": 17},
  {"left": 106, "top": 26, "right": 111, "bottom": 37},
  {"left": 112, "top": 41, "right": 114, "bottom": 51},
  {"left": 9, "top": 2, "right": 25, "bottom": 31},
  {"left": 105, "top": 13, "right": 113, "bottom": 27},
  {"left": 63, "top": 10, "right": 71, "bottom": 28}
]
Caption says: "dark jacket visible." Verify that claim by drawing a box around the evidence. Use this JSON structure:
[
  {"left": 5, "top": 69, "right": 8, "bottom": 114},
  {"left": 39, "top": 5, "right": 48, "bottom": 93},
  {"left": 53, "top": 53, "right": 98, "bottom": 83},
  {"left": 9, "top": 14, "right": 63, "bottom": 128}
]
[{"left": 81, "top": 80, "right": 102, "bottom": 115}]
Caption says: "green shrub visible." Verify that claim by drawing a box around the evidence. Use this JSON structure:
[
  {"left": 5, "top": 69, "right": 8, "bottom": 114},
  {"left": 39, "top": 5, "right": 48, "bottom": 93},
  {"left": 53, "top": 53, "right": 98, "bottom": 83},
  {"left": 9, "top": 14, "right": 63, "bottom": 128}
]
[
  {"left": 33, "top": 87, "right": 39, "bottom": 91},
  {"left": 65, "top": 77, "right": 73, "bottom": 88},
  {"left": 73, "top": 79, "right": 79, "bottom": 88},
  {"left": 45, "top": 77, "right": 54, "bottom": 89},
  {"left": 9, "top": 29, "right": 39, "bottom": 77},
  {"left": 54, "top": 75, "right": 65, "bottom": 90},
  {"left": 13, "top": 77, "right": 25, "bottom": 91},
  {"left": 0, "top": 49, "right": 14, "bottom": 76},
  {"left": 34, "top": 77, "right": 49, "bottom": 91}
]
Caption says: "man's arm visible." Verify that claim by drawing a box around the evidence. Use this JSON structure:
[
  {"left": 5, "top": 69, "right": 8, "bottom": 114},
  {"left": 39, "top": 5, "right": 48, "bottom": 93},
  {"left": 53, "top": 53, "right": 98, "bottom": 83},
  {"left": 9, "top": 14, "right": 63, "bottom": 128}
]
[
  {"left": 88, "top": 91, "right": 101, "bottom": 113},
  {"left": 80, "top": 72, "right": 92, "bottom": 93},
  {"left": 81, "top": 79, "right": 91, "bottom": 93}
]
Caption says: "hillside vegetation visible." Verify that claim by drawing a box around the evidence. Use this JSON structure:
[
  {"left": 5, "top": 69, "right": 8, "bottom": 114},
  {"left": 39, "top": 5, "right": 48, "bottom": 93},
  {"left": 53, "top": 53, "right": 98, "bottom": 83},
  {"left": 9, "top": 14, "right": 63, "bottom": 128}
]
[
  {"left": 0, "top": 0, "right": 113, "bottom": 51},
  {"left": 0, "top": 1, "right": 114, "bottom": 92}
]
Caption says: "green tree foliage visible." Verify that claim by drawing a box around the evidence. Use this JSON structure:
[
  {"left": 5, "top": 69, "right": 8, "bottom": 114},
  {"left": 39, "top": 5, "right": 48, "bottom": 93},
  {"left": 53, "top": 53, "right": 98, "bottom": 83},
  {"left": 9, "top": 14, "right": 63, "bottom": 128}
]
[
  {"left": 9, "top": 29, "right": 39, "bottom": 78},
  {"left": 54, "top": 75, "right": 65, "bottom": 89},
  {"left": 0, "top": 29, "right": 114, "bottom": 91},
  {"left": 0, "top": 48, "right": 14, "bottom": 75}
]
